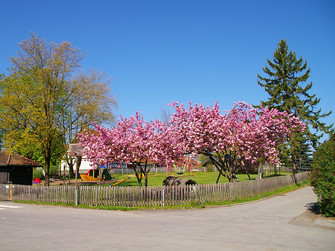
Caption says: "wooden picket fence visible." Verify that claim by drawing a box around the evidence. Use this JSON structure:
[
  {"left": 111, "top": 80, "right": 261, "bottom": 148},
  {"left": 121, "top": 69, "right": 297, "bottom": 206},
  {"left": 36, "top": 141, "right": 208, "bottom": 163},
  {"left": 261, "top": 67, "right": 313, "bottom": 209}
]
[{"left": 0, "top": 172, "right": 309, "bottom": 207}]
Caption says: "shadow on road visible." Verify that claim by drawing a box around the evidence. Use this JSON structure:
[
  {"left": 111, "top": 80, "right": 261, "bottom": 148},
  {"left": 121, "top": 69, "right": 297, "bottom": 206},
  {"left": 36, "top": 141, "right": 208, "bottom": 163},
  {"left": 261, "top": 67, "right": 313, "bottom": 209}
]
[{"left": 290, "top": 202, "right": 335, "bottom": 231}]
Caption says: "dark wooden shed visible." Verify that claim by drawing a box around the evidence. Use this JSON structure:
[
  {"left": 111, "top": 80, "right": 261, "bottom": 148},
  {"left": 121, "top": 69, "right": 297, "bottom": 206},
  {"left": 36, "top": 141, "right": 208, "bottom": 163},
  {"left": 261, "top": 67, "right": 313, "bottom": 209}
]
[{"left": 0, "top": 151, "right": 42, "bottom": 185}]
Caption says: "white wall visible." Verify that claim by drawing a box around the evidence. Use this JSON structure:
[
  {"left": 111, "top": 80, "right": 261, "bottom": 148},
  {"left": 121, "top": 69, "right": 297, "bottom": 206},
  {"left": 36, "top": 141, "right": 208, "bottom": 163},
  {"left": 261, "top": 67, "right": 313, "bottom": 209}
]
[
  {"left": 59, "top": 158, "right": 129, "bottom": 175},
  {"left": 60, "top": 158, "right": 94, "bottom": 175}
]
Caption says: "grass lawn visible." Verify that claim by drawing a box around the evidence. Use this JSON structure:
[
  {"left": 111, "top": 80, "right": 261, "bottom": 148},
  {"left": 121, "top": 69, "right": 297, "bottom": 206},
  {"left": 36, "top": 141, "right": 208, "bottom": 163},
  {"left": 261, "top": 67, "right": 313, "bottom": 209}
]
[{"left": 112, "top": 171, "right": 290, "bottom": 187}]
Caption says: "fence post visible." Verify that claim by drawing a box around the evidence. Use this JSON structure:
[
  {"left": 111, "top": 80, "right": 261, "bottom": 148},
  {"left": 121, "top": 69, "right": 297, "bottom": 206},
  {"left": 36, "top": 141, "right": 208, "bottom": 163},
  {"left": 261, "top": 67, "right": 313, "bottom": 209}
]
[
  {"left": 162, "top": 186, "right": 165, "bottom": 207},
  {"left": 75, "top": 186, "right": 80, "bottom": 206},
  {"left": 9, "top": 184, "right": 13, "bottom": 201}
]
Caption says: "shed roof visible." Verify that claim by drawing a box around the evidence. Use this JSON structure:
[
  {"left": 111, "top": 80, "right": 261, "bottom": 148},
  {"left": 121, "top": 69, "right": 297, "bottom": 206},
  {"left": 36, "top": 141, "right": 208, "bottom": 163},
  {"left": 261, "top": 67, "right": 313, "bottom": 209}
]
[{"left": 0, "top": 151, "right": 42, "bottom": 167}]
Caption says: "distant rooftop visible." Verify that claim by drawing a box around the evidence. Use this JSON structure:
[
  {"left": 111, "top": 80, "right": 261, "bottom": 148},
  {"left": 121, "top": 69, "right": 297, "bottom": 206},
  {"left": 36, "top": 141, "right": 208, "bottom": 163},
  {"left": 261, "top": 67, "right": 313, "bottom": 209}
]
[{"left": 0, "top": 151, "right": 42, "bottom": 167}]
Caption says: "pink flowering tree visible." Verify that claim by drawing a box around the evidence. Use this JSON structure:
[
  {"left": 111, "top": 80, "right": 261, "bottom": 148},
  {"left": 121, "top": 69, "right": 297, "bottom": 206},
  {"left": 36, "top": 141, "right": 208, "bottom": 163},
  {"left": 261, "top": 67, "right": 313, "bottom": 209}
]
[
  {"left": 169, "top": 101, "right": 305, "bottom": 182},
  {"left": 79, "top": 100, "right": 305, "bottom": 185},
  {"left": 79, "top": 112, "right": 184, "bottom": 187}
]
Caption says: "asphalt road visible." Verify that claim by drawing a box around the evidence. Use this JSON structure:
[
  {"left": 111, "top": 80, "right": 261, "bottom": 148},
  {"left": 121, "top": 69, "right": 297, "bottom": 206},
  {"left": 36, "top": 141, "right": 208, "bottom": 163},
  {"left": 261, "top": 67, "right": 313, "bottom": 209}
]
[{"left": 0, "top": 186, "right": 334, "bottom": 251}]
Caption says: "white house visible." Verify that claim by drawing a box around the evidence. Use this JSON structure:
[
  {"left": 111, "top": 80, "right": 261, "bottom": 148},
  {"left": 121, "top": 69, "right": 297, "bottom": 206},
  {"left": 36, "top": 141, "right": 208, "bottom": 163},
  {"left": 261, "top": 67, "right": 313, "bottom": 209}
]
[{"left": 59, "top": 156, "right": 129, "bottom": 176}]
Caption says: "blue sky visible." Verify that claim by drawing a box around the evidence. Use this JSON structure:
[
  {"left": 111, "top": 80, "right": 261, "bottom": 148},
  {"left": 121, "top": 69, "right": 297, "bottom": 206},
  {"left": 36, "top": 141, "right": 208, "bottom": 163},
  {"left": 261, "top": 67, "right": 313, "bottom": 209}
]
[{"left": 1, "top": 0, "right": 334, "bottom": 140}]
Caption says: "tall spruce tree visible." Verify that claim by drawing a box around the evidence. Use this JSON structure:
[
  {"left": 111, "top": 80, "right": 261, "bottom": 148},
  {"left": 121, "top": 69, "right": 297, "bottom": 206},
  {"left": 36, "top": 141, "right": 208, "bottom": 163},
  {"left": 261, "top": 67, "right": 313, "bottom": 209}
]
[
  {"left": 298, "top": 138, "right": 313, "bottom": 170},
  {"left": 257, "top": 39, "right": 333, "bottom": 171}
]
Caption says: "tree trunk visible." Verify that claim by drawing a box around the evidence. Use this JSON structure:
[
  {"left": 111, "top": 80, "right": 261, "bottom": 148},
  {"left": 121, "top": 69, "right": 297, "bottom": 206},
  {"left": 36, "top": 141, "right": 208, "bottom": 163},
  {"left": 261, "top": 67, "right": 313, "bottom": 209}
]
[
  {"left": 292, "top": 158, "right": 297, "bottom": 184},
  {"left": 67, "top": 159, "right": 75, "bottom": 178},
  {"left": 208, "top": 155, "right": 226, "bottom": 183},
  {"left": 76, "top": 156, "right": 82, "bottom": 176},
  {"left": 216, "top": 172, "right": 222, "bottom": 183},
  {"left": 145, "top": 173, "right": 148, "bottom": 187},
  {"left": 144, "top": 160, "right": 150, "bottom": 187},
  {"left": 44, "top": 152, "right": 51, "bottom": 186},
  {"left": 133, "top": 165, "right": 142, "bottom": 187},
  {"left": 244, "top": 166, "right": 251, "bottom": 180}
]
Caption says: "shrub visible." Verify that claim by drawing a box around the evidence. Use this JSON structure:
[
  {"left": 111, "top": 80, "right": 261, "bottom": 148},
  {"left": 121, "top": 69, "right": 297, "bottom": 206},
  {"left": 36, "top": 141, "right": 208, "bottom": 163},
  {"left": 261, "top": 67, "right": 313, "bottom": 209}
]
[
  {"left": 33, "top": 165, "right": 59, "bottom": 180},
  {"left": 310, "top": 137, "right": 335, "bottom": 217},
  {"left": 33, "top": 168, "right": 45, "bottom": 180},
  {"left": 49, "top": 165, "right": 59, "bottom": 177}
]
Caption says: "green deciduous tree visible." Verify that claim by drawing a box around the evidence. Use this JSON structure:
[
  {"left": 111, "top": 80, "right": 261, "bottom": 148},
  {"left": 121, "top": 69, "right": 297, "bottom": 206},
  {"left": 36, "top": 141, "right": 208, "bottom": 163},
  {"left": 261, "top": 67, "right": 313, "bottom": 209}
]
[
  {"left": 257, "top": 39, "right": 333, "bottom": 172},
  {"left": 0, "top": 74, "right": 5, "bottom": 150},
  {"left": 0, "top": 33, "right": 116, "bottom": 185}
]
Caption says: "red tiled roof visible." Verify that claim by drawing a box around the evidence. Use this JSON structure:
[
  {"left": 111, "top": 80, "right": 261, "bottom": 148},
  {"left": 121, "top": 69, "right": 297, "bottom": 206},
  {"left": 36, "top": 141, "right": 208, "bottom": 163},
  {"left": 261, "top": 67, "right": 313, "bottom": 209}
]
[{"left": 0, "top": 151, "right": 42, "bottom": 167}]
